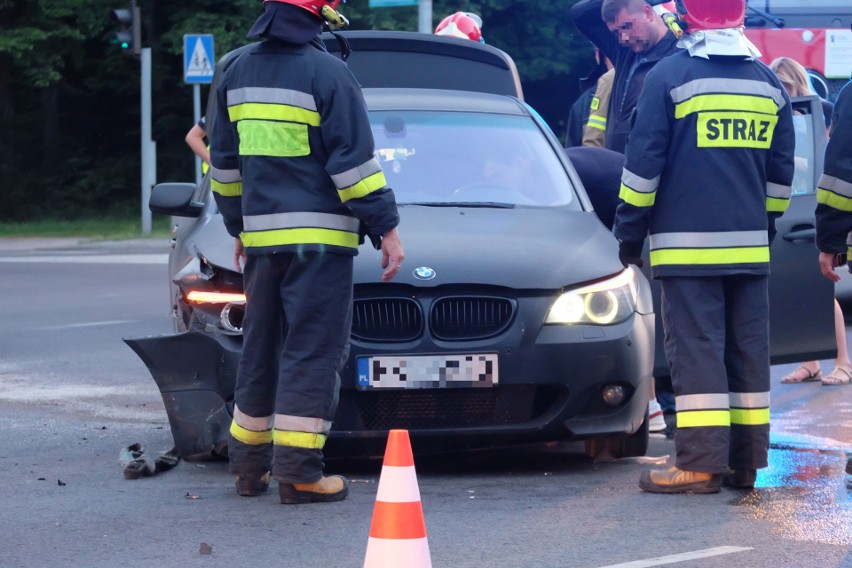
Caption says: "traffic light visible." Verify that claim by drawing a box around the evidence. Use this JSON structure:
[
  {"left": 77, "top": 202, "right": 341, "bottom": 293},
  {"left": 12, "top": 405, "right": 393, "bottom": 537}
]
[{"left": 110, "top": 3, "right": 141, "bottom": 55}]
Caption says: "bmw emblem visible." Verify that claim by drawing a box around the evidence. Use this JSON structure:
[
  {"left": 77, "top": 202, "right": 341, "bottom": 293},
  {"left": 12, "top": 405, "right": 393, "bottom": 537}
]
[{"left": 413, "top": 266, "right": 436, "bottom": 280}]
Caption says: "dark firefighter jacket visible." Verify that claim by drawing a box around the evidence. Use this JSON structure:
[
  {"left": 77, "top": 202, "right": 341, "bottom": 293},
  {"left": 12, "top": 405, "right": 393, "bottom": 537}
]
[
  {"left": 613, "top": 50, "right": 796, "bottom": 278},
  {"left": 208, "top": 38, "right": 399, "bottom": 256},
  {"left": 570, "top": 0, "right": 681, "bottom": 153},
  {"left": 815, "top": 81, "right": 852, "bottom": 255}
]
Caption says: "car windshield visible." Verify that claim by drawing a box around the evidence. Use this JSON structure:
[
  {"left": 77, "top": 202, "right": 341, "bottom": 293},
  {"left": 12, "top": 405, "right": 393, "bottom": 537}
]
[{"left": 369, "top": 111, "right": 577, "bottom": 207}]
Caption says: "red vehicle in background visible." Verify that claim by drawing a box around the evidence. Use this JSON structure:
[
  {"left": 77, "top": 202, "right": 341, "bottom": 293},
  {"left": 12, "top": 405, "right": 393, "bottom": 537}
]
[{"left": 745, "top": 0, "right": 852, "bottom": 101}]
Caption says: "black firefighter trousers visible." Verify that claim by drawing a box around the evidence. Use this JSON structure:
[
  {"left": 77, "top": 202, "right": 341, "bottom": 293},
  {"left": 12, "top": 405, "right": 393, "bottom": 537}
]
[
  {"left": 661, "top": 274, "right": 771, "bottom": 475},
  {"left": 228, "top": 251, "right": 353, "bottom": 484}
]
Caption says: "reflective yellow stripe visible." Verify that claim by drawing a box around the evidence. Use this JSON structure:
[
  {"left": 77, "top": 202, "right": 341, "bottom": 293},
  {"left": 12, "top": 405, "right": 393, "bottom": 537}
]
[
  {"left": 696, "top": 112, "right": 777, "bottom": 149},
  {"left": 730, "top": 407, "right": 770, "bottom": 425},
  {"left": 273, "top": 430, "right": 327, "bottom": 449},
  {"left": 228, "top": 102, "right": 321, "bottom": 126},
  {"left": 338, "top": 171, "right": 388, "bottom": 203},
  {"left": 211, "top": 179, "right": 243, "bottom": 197},
  {"left": 230, "top": 420, "right": 273, "bottom": 445},
  {"left": 651, "top": 246, "right": 769, "bottom": 266},
  {"left": 674, "top": 94, "right": 779, "bottom": 119},
  {"left": 619, "top": 183, "right": 656, "bottom": 207},
  {"left": 587, "top": 116, "right": 607, "bottom": 131},
  {"left": 237, "top": 120, "right": 309, "bottom": 157},
  {"left": 240, "top": 227, "right": 359, "bottom": 249},
  {"left": 817, "top": 188, "right": 852, "bottom": 212},
  {"left": 766, "top": 196, "right": 790, "bottom": 213},
  {"left": 677, "top": 409, "right": 731, "bottom": 428}
]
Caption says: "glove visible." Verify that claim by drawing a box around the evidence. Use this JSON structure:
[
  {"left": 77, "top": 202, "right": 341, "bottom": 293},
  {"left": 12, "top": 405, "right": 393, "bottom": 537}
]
[{"left": 618, "top": 240, "right": 644, "bottom": 269}]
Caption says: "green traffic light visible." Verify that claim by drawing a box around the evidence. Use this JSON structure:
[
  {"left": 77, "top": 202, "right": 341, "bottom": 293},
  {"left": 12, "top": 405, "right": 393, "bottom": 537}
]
[{"left": 121, "top": 41, "right": 129, "bottom": 48}]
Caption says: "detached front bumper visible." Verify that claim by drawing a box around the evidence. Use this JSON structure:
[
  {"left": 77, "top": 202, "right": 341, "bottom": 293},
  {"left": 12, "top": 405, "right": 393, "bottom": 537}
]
[{"left": 125, "top": 331, "right": 240, "bottom": 461}]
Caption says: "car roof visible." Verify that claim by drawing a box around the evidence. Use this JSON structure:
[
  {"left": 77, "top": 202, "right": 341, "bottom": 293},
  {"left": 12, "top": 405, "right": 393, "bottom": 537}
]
[
  {"left": 362, "top": 88, "right": 528, "bottom": 116},
  {"left": 319, "top": 30, "right": 524, "bottom": 99}
]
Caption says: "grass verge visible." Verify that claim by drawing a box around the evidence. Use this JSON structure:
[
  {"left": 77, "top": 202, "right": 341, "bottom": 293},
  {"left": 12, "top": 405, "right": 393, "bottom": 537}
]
[{"left": 0, "top": 214, "right": 172, "bottom": 240}]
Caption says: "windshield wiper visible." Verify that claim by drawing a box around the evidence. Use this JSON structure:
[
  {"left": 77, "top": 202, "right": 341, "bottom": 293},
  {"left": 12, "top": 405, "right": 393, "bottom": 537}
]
[{"left": 402, "top": 202, "right": 516, "bottom": 209}]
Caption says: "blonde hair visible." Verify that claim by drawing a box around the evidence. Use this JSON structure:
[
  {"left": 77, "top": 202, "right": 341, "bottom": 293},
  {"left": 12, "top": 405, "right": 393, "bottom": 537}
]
[{"left": 769, "top": 57, "right": 813, "bottom": 98}]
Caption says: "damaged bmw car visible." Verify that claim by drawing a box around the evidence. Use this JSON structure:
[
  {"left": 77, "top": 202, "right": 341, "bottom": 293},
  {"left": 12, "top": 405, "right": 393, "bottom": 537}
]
[{"left": 126, "top": 31, "right": 655, "bottom": 461}]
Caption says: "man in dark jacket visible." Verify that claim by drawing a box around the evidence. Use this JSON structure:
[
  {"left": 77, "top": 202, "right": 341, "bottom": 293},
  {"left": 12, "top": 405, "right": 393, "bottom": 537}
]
[
  {"left": 570, "top": 0, "right": 681, "bottom": 153},
  {"left": 208, "top": 0, "right": 404, "bottom": 504}
]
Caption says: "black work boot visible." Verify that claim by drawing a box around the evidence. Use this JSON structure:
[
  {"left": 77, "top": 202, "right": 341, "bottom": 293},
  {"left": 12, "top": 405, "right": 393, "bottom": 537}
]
[
  {"left": 722, "top": 468, "right": 757, "bottom": 489},
  {"left": 279, "top": 475, "right": 349, "bottom": 504},
  {"left": 235, "top": 472, "right": 270, "bottom": 496},
  {"left": 639, "top": 467, "right": 722, "bottom": 494}
]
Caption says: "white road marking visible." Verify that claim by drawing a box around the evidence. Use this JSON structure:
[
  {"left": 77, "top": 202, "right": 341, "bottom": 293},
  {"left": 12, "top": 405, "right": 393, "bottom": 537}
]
[
  {"left": 595, "top": 546, "right": 753, "bottom": 568},
  {"left": 0, "top": 254, "right": 167, "bottom": 264},
  {"left": 35, "top": 320, "right": 136, "bottom": 330}
]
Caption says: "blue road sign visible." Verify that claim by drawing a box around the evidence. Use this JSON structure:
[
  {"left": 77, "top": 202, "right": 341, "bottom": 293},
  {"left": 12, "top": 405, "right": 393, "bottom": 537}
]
[{"left": 184, "top": 34, "right": 215, "bottom": 84}]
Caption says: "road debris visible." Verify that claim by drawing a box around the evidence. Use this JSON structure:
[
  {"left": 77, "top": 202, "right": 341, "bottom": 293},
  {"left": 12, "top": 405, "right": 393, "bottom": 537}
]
[{"left": 118, "top": 443, "right": 180, "bottom": 479}]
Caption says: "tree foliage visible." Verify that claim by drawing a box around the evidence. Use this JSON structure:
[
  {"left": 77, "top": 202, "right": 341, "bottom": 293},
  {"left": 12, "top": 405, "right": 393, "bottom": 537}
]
[{"left": 0, "top": 0, "right": 592, "bottom": 221}]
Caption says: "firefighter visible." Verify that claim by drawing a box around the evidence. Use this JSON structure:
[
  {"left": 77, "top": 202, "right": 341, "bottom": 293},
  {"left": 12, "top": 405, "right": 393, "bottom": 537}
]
[
  {"left": 208, "top": 0, "right": 404, "bottom": 504},
  {"left": 613, "top": 0, "right": 795, "bottom": 493}
]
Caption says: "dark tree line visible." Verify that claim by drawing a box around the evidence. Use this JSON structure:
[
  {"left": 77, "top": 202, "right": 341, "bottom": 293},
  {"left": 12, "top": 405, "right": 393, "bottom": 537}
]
[{"left": 0, "top": 0, "right": 592, "bottom": 221}]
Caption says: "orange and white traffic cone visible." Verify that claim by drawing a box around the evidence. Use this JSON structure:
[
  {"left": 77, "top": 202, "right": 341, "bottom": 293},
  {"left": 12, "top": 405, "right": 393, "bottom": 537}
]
[{"left": 363, "top": 429, "right": 432, "bottom": 568}]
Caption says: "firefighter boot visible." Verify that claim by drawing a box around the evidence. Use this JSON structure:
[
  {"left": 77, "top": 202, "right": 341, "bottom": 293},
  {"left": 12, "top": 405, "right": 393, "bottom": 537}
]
[
  {"left": 722, "top": 469, "right": 757, "bottom": 489},
  {"left": 639, "top": 467, "right": 722, "bottom": 494},
  {"left": 235, "top": 472, "right": 271, "bottom": 496},
  {"left": 279, "top": 475, "right": 349, "bottom": 504}
]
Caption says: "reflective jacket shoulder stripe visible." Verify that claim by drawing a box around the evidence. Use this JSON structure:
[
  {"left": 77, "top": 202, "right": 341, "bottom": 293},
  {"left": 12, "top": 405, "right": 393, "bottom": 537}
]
[
  {"left": 674, "top": 94, "right": 779, "bottom": 119},
  {"left": 227, "top": 87, "right": 317, "bottom": 111},
  {"left": 670, "top": 78, "right": 786, "bottom": 109}
]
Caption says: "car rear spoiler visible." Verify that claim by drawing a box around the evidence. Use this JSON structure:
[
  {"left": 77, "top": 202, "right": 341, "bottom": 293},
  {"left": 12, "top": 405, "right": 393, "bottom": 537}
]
[{"left": 319, "top": 30, "right": 524, "bottom": 99}]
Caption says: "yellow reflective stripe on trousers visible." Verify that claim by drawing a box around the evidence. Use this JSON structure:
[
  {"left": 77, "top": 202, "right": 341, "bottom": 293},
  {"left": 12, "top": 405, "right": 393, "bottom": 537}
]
[
  {"left": 650, "top": 246, "right": 769, "bottom": 266},
  {"left": 730, "top": 407, "right": 770, "bottom": 425},
  {"left": 677, "top": 409, "right": 731, "bottom": 428},
  {"left": 817, "top": 188, "right": 852, "bottom": 212},
  {"left": 240, "top": 227, "right": 359, "bottom": 249},
  {"left": 338, "top": 171, "right": 388, "bottom": 203},
  {"left": 766, "top": 196, "right": 790, "bottom": 212},
  {"left": 273, "top": 430, "right": 327, "bottom": 449},
  {"left": 619, "top": 183, "right": 656, "bottom": 207},
  {"left": 228, "top": 102, "right": 321, "bottom": 126},
  {"left": 211, "top": 179, "right": 243, "bottom": 197},
  {"left": 230, "top": 420, "right": 273, "bottom": 445},
  {"left": 674, "top": 94, "right": 779, "bottom": 119}
]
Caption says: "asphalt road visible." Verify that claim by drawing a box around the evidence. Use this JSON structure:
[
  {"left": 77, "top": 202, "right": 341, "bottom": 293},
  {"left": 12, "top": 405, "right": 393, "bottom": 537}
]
[{"left": 0, "top": 238, "right": 849, "bottom": 568}]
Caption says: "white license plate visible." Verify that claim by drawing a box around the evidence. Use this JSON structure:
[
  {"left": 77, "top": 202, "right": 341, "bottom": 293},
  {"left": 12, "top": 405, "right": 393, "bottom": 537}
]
[{"left": 356, "top": 353, "right": 498, "bottom": 390}]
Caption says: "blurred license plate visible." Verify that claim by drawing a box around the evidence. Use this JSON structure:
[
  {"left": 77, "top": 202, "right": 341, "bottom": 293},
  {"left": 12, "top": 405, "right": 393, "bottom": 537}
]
[{"left": 356, "top": 353, "right": 498, "bottom": 390}]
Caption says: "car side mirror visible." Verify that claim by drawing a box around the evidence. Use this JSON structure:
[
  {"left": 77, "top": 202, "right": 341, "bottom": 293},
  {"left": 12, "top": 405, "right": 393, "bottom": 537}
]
[{"left": 149, "top": 183, "right": 203, "bottom": 218}]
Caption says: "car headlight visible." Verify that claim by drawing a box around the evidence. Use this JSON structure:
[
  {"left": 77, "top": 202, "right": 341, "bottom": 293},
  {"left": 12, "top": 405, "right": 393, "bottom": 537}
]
[{"left": 545, "top": 268, "right": 638, "bottom": 325}]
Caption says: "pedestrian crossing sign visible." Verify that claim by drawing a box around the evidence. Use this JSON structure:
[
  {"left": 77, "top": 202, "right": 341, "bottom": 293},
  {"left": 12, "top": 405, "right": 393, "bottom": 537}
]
[{"left": 184, "top": 34, "right": 215, "bottom": 84}]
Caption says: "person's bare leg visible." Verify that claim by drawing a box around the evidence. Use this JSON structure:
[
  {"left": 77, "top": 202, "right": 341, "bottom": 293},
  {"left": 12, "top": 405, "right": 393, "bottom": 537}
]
[{"left": 833, "top": 298, "right": 851, "bottom": 369}]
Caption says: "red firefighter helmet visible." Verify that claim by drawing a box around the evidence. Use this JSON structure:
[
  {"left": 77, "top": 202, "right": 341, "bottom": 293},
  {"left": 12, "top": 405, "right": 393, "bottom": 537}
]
[
  {"left": 434, "top": 12, "right": 483, "bottom": 43},
  {"left": 676, "top": 0, "right": 745, "bottom": 31}
]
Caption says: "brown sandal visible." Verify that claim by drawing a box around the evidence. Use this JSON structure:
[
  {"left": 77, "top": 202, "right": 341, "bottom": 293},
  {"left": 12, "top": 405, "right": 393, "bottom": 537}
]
[
  {"left": 781, "top": 365, "right": 822, "bottom": 383},
  {"left": 821, "top": 366, "right": 852, "bottom": 386}
]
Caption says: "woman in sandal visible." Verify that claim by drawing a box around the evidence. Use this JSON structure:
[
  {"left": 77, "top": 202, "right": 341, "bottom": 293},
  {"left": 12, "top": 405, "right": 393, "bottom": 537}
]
[{"left": 774, "top": 59, "right": 852, "bottom": 386}]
